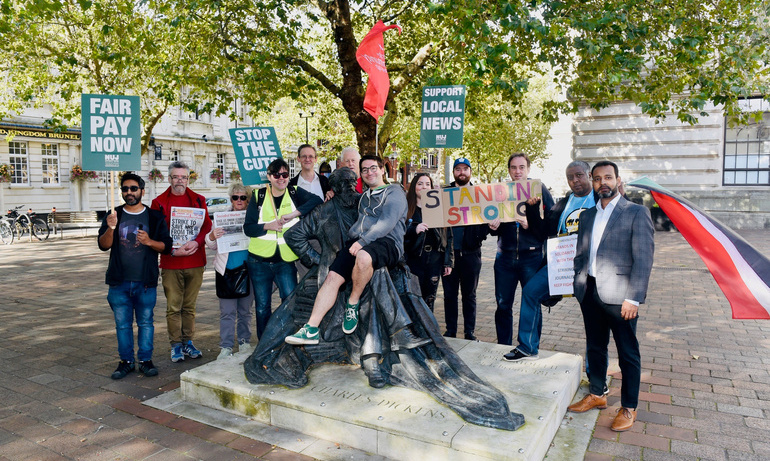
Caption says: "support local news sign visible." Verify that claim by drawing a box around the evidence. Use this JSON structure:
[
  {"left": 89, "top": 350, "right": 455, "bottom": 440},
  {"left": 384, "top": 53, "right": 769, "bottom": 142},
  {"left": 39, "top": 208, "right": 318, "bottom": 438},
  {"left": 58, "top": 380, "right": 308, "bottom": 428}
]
[
  {"left": 419, "top": 85, "right": 466, "bottom": 148},
  {"left": 421, "top": 180, "right": 542, "bottom": 227}
]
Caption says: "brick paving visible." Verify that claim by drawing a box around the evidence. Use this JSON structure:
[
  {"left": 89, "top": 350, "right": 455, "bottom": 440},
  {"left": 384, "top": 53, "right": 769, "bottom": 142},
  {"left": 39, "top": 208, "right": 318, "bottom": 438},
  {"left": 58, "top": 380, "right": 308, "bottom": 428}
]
[{"left": 0, "top": 228, "right": 768, "bottom": 460}]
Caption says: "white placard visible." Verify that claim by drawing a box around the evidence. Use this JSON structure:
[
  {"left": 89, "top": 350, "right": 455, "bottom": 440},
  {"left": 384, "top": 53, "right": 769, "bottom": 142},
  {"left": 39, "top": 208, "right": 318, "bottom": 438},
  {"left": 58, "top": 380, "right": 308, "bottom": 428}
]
[
  {"left": 212, "top": 210, "right": 249, "bottom": 254},
  {"left": 169, "top": 206, "right": 205, "bottom": 249},
  {"left": 546, "top": 234, "right": 577, "bottom": 296}
]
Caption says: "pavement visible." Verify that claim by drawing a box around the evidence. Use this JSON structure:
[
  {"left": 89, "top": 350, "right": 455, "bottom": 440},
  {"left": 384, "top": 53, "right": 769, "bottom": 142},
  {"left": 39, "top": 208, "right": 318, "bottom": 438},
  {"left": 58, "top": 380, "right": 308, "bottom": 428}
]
[{"left": 0, "top": 227, "right": 768, "bottom": 460}]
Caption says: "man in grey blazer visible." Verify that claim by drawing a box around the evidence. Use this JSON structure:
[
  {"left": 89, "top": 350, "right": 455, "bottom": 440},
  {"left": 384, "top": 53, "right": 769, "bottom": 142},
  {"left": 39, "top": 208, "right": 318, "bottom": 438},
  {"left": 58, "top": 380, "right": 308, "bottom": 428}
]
[{"left": 567, "top": 160, "right": 654, "bottom": 432}]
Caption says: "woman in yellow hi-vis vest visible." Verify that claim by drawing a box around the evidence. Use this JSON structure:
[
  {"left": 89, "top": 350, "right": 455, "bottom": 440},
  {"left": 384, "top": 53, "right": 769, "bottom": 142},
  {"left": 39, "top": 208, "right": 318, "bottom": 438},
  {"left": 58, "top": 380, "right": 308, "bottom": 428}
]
[{"left": 243, "top": 159, "right": 323, "bottom": 339}]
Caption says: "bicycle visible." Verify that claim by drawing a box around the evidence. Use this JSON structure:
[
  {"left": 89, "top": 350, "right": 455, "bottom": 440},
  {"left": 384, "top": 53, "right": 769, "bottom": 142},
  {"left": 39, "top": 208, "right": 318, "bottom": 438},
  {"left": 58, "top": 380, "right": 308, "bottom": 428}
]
[
  {"left": 6, "top": 205, "right": 50, "bottom": 241},
  {"left": 0, "top": 217, "right": 13, "bottom": 245}
]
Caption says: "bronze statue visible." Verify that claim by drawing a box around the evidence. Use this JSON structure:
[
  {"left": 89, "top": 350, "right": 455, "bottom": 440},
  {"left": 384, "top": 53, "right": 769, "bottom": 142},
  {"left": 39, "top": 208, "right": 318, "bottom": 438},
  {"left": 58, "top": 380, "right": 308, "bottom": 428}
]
[{"left": 244, "top": 167, "right": 523, "bottom": 431}]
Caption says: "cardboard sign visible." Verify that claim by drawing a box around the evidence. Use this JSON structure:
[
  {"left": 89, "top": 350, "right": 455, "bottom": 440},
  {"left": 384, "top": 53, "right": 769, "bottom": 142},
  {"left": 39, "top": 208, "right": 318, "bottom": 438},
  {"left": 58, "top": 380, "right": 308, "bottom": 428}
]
[
  {"left": 421, "top": 180, "right": 542, "bottom": 228},
  {"left": 169, "top": 206, "right": 205, "bottom": 249},
  {"left": 212, "top": 210, "right": 249, "bottom": 254},
  {"left": 546, "top": 234, "right": 577, "bottom": 296},
  {"left": 229, "top": 127, "right": 282, "bottom": 185},
  {"left": 81, "top": 94, "right": 141, "bottom": 171},
  {"left": 419, "top": 85, "right": 466, "bottom": 148}
]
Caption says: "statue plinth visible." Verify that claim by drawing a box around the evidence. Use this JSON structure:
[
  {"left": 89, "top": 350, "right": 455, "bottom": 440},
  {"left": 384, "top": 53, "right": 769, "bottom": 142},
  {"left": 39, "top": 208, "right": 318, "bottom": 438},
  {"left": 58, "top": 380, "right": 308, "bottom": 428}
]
[{"left": 173, "top": 339, "right": 581, "bottom": 461}]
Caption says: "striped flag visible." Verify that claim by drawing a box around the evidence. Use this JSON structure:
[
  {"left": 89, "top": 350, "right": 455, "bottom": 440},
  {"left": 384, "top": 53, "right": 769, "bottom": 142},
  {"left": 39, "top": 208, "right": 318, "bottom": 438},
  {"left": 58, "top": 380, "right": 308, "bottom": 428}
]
[{"left": 628, "top": 177, "right": 770, "bottom": 319}]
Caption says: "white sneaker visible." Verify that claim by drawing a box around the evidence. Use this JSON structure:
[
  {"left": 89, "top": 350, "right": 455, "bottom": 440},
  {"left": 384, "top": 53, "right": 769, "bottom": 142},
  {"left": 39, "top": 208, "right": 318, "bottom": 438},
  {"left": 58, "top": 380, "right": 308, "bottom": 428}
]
[
  {"left": 217, "top": 347, "right": 233, "bottom": 360},
  {"left": 237, "top": 342, "right": 253, "bottom": 356}
]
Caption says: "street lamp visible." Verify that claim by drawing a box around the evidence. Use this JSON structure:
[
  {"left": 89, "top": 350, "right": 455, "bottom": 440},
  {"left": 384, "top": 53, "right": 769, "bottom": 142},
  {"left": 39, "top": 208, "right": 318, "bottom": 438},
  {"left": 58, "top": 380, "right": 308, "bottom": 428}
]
[{"left": 299, "top": 111, "right": 315, "bottom": 144}]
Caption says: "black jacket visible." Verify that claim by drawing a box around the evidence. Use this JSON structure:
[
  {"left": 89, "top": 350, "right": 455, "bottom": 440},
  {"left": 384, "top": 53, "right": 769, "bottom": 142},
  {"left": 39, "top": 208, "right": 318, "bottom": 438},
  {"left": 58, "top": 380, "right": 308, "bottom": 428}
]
[
  {"left": 98, "top": 205, "right": 173, "bottom": 287},
  {"left": 405, "top": 207, "right": 454, "bottom": 270},
  {"left": 288, "top": 172, "right": 331, "bottom": 197}
]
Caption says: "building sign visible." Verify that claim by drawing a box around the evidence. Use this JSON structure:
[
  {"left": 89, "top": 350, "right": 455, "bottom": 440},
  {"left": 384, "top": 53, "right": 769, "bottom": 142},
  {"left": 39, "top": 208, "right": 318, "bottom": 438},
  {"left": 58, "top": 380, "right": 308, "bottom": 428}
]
[
  {"left": 81, "top": 94, "right": 141, "bottom": 171},
  {"left": 229, "top": 126, "right": 282, "bottom": 185},
  {"left": 419, "top": 85, "right": 466, "bottom": 149},
  {"left": 0, "top": 125, "right": 80, "bottom": 140},
  {"left": 421, "top": 180, "right": 542, "bottom": 228}
]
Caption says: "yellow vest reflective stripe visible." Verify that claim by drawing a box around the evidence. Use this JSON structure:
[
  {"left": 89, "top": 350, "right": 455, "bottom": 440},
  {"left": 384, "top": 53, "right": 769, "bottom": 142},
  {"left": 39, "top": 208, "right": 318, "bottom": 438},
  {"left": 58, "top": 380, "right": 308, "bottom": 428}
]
[{"left": 248, "top": 190, "right": 299, "bottom": 261}]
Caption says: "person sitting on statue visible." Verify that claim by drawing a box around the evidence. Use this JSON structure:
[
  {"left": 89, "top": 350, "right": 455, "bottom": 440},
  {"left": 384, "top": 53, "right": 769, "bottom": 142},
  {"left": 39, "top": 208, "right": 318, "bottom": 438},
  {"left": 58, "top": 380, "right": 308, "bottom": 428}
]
[{"left": 285, "top": 155, "right": 426, "bottom": 347}]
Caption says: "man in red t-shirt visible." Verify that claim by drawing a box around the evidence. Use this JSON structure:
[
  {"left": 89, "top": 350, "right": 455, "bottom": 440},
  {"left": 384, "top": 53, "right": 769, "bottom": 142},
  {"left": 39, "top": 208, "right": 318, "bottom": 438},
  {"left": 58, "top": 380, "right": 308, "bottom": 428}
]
[{"left": 151, "top": 161, "right": 212, "bottom": 363}]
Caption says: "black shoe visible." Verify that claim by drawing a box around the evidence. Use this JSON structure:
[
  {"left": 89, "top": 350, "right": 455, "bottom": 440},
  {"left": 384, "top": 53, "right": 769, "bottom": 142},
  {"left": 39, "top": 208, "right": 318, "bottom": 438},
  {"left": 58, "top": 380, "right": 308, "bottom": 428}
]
[
  {"left": 111, "top": 360, "right": 135, "bottom": 380},
  {"left": 443, "top": 331, "right": 456, "bottom": 338},
  {"left": 363, "top": 358, "right": 388, "bottom": 389},
  {"left": 138, "top": 360, "right": 158, "bottom": 377},
  {"left": 391, "top": 327, "right": 432, "bottom": 351},
  {"left": 503, "top": 347, "right": 539, "bottom": 362},
  {"left": 464, "top": 333, "right": 477, "bottom": 341}
]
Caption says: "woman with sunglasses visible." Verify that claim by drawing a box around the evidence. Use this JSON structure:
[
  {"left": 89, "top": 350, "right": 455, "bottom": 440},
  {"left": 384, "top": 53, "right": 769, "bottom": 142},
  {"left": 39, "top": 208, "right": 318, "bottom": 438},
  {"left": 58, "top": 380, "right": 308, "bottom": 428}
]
[
  {"left": 205, "top": 183, "right": 254, "bottom": 359},
  {"left": 404, "top": 173, "right": 453, "bottom": 312}
]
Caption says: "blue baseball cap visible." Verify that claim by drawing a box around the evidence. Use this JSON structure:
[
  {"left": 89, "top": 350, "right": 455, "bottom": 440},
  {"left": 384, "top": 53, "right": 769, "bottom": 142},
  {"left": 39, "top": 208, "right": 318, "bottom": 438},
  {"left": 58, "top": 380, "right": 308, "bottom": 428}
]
[{"left": 453, "top": 157, "right": 471, "bottom": 169}]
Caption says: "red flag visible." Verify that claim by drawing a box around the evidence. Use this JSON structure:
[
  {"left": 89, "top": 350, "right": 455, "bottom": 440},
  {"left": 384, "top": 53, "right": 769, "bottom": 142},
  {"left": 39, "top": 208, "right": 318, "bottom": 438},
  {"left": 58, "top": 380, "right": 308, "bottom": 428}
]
[
  {"left": 356, "top": 20, "right": 401, "bottom": 122},
  {"left": 629, "top": 177, "right": 770, "bottom": 319}
]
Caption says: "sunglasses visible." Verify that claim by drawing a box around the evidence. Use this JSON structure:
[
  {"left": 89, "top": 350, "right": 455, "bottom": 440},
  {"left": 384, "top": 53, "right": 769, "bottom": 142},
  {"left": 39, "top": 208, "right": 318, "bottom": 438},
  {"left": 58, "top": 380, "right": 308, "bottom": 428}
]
[
  {"left": 231, "top": 195, "right": 248, "bottom": 201},
  {"left": 271, "top": 172, "right": 290, "bottom": 179},
  {"left": 121, "top": 186, "right": 141, "bottom": 192}
]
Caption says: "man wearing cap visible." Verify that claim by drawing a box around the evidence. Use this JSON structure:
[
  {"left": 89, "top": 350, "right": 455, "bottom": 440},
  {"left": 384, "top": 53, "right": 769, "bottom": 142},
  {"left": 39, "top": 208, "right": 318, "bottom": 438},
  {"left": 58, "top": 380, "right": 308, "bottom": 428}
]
[{"left": 441, "top": 157, "right": 490, "bottom": 340}]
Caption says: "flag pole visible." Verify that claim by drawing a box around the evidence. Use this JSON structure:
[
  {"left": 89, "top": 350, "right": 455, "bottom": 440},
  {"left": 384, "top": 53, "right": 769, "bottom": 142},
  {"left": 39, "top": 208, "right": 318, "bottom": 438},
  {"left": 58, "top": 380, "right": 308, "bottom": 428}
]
[{"left": 375, "top": 121, "right": 379, "bottom": 157}]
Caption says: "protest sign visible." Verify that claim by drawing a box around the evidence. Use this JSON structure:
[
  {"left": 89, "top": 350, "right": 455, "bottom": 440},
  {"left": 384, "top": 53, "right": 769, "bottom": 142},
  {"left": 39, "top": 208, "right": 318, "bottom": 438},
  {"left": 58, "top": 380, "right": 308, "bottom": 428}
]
[
  {"left": 421, "top": 180, "right": 542, "bottom": 228},
  {"left": 212, "top": 210, "right": 249, "bottom": 254},
  {"left": 81, "top": 94, "right": 141, "bottom": 171},
  {"left": 169, "top": 207, "right": 206, "bottom": 249},
  {"left": 546, "top": 234, "right": 577, "bottom": 296},
  {"left": 419, "top": 85, "right": 466, "bottom": 148},
  {"left": 229, "top": 127, "right": 282, "bottom": 185}
]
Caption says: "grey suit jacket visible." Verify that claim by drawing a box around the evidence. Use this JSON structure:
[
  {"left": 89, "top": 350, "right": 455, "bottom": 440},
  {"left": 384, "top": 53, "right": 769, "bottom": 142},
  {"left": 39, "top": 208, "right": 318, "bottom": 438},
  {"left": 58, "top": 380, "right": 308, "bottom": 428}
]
[{"left": 573, "top": 196, "right": 655, "bottom": 305}]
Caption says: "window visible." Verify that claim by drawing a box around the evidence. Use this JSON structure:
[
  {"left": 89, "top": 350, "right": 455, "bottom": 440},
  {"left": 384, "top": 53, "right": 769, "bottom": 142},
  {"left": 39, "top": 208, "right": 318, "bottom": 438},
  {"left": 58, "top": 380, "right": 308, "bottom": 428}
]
[
  {"left": 41, "top": 143, "right": 60, "bottom": 184},
  {"left": 9, "top": 141, "right": 28, "bottom": 184},
  {"left": 724, "top": 99, "right": 770, "bottom": 186},
  {"left": 215, "top": 153, "right": 225, "bottom": 185},
  {"left": 171, "top": 150, "right": 180, "bottom": 162},
  {"left": 288, "top": 158, "right": 297, "bottom": 177}
]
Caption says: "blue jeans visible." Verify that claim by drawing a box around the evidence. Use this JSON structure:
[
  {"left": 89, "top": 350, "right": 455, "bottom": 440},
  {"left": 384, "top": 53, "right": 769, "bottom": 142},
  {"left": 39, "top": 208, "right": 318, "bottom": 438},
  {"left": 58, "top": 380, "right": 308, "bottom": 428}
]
[
  {"left": 516, "top": 265, "right": 551, "bottom": 355},
  {"left": 107, "top": 281, "right": 157, "bottom": 362},
  {"left": 493, "top": 249, "right": 542, "bottom": 345},
  {"left": 247, "top": 254, "right": 297, "bottom": 339}
]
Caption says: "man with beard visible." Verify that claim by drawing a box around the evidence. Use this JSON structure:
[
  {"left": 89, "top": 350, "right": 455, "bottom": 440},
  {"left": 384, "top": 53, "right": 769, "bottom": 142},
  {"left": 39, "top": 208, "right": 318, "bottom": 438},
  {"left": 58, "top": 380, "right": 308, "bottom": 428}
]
[
  {"left": 567, "top": 160, "right": 654, "bottom": 433},
  {"left": 441, "top": 157, "right": 490, "bottom": 340},
  {"left": 502, "top": 160, "right": 594, "bottom": 362},
  {"left": 98, "top": 173, "right": 173, "bottom": 379},
  {"left": 151, "top": 161, "right": 212, "bottom": 363}
]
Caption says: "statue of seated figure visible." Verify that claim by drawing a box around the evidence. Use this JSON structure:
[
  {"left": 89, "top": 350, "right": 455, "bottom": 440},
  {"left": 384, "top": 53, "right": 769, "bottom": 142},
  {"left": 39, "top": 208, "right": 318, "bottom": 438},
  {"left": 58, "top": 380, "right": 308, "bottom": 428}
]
[{"left": 243, "top": 167, "right": 523, "bottom": 431}]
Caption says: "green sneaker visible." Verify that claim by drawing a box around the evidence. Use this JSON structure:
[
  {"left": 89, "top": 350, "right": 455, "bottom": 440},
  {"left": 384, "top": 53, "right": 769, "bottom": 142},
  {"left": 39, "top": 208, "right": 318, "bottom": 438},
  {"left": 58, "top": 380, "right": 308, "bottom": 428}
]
[
  {"left": 285, "top": 324, "right": 320, "bottom": 345},
  {"left": 342, "top": 301, "right": 360, "bottom": 334}
]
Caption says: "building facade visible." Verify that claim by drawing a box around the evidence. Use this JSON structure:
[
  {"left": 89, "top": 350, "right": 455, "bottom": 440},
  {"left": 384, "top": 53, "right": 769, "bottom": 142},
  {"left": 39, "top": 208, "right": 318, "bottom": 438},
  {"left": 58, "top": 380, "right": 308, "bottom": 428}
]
[{"left": 573, "top": 99, "right": 770, "bottom": 229}]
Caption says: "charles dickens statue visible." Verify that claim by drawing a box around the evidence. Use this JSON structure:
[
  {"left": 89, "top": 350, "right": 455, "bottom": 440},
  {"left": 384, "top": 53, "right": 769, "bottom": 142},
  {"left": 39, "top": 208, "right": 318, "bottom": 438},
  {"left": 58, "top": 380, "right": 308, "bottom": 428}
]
[{"left": 244, "top": 166, "right": 523, "bottom": 431}]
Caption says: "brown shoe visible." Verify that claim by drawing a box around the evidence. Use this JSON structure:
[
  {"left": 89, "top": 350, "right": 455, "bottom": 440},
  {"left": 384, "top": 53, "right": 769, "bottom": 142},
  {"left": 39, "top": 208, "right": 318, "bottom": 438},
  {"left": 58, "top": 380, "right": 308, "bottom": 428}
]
[
  {"left": 567, "top": 393, "right": 608, "bottom": 413},
  {"left": 611, "top": 407, "right": 637, "bottom": 431}
]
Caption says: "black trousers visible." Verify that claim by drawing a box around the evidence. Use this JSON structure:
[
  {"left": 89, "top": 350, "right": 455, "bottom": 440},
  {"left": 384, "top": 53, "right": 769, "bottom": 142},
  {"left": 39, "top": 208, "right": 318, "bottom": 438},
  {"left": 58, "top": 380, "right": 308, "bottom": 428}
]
[
  {"left": 441, "top": 249, "right": 481, "bottom": 336},
  {"left": 580, "top": 276, "right": 641, "bottom": 409}
]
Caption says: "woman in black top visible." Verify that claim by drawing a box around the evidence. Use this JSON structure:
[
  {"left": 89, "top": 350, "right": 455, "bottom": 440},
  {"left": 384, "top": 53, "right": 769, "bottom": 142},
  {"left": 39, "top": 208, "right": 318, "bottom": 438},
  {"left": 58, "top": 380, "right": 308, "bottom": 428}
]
[{"left": 404, "top": 173, "right": 453, "bottom": 312}]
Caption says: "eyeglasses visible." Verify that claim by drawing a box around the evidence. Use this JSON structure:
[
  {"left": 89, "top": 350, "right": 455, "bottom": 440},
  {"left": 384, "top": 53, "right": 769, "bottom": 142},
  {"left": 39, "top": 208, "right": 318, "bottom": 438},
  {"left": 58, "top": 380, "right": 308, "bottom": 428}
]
[
  {"left": 231, "top": 195, "right": 248, "bottom": 201},
  {"left": 271, "top": 172, "right": 290, "bottom": 179},
  {"left": 361, "top": 166, "right": 380, "bottom": 174},
  {"left": 171, "top": 175, "right": 188, "bottom": 180},
  {"left": 121, "top": 186, "right": 140, "bottom": 192}
]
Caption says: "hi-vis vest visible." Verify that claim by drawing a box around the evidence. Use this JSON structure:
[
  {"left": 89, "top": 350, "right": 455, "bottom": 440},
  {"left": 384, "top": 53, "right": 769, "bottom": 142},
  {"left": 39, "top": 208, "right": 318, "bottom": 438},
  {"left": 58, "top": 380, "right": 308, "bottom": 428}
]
[{"left": 248, "top": 188, "right": 300, "bottom": 261}]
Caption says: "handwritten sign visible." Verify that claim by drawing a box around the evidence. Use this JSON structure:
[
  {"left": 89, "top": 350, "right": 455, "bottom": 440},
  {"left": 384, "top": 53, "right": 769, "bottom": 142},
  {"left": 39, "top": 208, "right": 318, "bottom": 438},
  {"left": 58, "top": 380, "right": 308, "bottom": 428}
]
[
  {"left": 81, "top": 94, "right": 141, "bottom": 171},
  {"left": 212, "top": 210, "right": 249, "bottom": 254},
  {"left": 421, "top": 180, "right": 542, "bottom": 228},
  {"left": 546, "top": 234, "right": 577, "bottom": 296},
  {"left": 229, "top": 127, "right": 282, "bottom": 185},
  {"left": 169, "top": 207, "right": 205, "bottom": 249}
]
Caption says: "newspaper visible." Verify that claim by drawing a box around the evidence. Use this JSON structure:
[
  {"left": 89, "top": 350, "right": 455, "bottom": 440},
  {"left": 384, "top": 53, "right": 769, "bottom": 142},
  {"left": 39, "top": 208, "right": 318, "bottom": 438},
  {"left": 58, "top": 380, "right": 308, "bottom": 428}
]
[
  {"left": 169, "top": 206, "right": 206, "bottom": 249},
  {"left": 212, "top": 210, "right": 249, "bottom": 254}
]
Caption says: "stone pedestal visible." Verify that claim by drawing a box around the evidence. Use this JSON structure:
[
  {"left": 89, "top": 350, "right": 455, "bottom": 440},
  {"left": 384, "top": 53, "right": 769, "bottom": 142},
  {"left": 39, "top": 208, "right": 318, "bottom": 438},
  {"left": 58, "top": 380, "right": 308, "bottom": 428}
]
[{"left": 173, "top": 339, "right": 581, "bottom": 461}]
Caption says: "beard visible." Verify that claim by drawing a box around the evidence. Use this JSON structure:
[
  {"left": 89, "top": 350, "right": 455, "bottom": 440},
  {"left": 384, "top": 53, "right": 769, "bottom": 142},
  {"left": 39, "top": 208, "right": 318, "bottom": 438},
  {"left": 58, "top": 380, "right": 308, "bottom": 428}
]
[
  {"left": 597, "top": 185, "right": 618, "bottom": 199},
  {"left": 454, "top": 176, "right": 470, "bottom": 186},
  {"left": 123, "top": 194, "right": 141, "bottom": 206}
]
